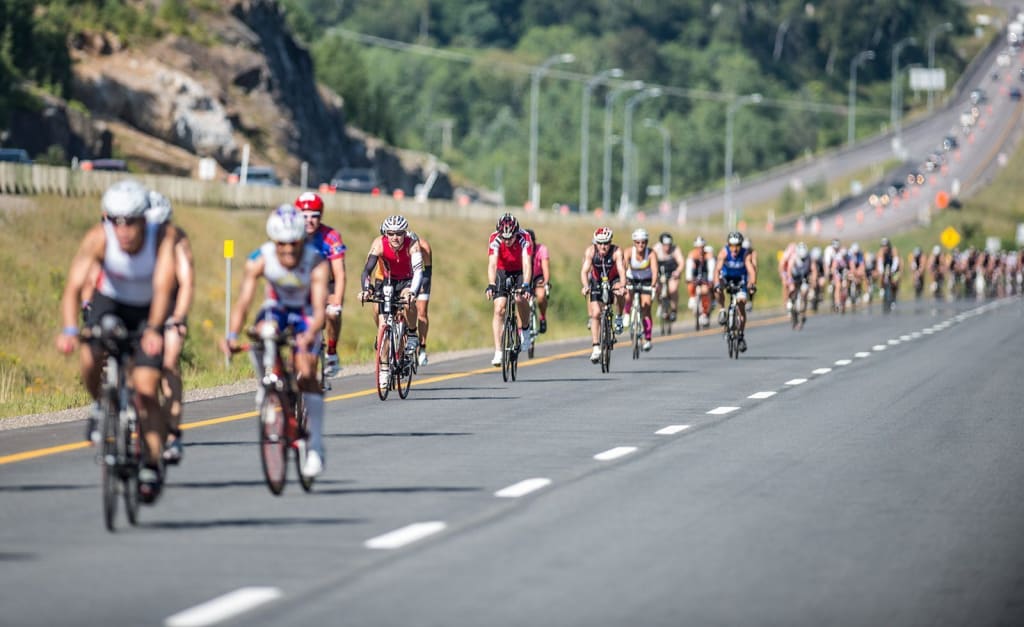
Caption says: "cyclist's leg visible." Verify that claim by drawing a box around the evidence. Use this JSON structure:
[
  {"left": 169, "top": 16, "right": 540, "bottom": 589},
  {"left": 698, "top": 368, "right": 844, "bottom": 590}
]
[
  {"left": 162, "top": 323, "right": 186, "bottom": 461},
  {"left": 640, "top": 288, "right": 654, "bottom": 341},
  {"left": 668, "top": 274, "right": 681, "bottom": 317}
]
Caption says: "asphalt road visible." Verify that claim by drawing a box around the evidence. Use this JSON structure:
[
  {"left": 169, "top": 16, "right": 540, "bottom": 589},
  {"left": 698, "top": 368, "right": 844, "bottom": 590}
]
[{"left": 2, "top": 296, "right": 1023, "bottom": 626}]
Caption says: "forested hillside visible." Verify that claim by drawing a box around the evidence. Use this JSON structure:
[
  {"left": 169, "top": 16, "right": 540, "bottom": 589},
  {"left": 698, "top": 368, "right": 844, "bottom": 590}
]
[{"left": 2, "top": 1, "right": 978, "bottom": 207}]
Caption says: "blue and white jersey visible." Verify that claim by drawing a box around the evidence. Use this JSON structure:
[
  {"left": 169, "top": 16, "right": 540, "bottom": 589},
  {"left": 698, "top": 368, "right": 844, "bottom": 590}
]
[
  {"left": 249, "top": 241, "right": 324, "bottom": 309},
  {"left": 720, "top": 246, "right": 749, "bottom": 281}
]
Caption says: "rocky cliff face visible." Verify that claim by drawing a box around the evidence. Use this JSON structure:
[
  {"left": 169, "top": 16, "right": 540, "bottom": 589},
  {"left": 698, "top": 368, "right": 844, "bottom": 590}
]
[{"left": 9, "top": 0, "right": 446, "bottom": 194}]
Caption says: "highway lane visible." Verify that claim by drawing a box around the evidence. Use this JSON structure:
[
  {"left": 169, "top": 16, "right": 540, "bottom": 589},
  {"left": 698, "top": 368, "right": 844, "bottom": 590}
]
[{"left": 1, "top": 297, "right": 1022, "bottom": 625}]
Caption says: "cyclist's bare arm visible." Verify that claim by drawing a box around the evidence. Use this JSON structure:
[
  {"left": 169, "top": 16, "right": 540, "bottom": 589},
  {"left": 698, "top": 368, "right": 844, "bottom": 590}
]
[
  {"left": 60, "top": 225, "right": 105, "bottom": 333},
  {"left": 144, "top": 224, "right": 179, "bottom": 355},
  {"left": 745, "top": 254, "right": 757, "bottom": 288},
  {"left": 487, "top": 252, "right": 499, "bottom": 292},
  {"left": 305, "top": 261, "right": 329, "bottom": 345},
  {"left": 580, "top": 245, "right": 594, "bottom": 293},
  {"left": 329, "top": 255, "right": 345, "bottom": 308},
  {"left": 648, "top": 251, "right": 660, "bottom": 287},
  {"left": 520, "top": 247, "right": 533, "bottom": 285},
  {"left": 541, "top": 256, "right": 551, "bottom": 286},
  {"left": 223, "top": 255, "right": 266, "bottom": 353},
  {"left": 613, "top": 249, "right": 627, "bottom": 290},
  {"left": 172, "top": 231, "right": 195, "bottom": 324}
]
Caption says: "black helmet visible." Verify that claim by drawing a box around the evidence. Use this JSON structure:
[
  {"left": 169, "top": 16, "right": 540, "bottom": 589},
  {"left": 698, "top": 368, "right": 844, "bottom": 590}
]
[{"left": 659, "top": 232, "right": 672, "bottom": 245}]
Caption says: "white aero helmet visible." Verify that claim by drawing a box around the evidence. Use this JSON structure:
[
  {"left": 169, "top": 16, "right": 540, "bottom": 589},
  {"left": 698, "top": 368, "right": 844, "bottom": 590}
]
[
  {"left": 796, "top": 242, "right": 809, "bottom": 259},
  {"left": 146, "top": 190, "right": 172, "bottom": 224},
  {"left": 631, "top": 228, "right": 649, "bottom": 242},
  {"left": 810, "top": 246, "right": 822, "bottom": 260},
  {"left": 266, "top": 204, "right": 306, "bottom": 243},
  {"left": 694, "top": 235, "right": 706, "bottom": 248},
  {"left": 102, "top": 180, "right": 150, "bottom": 218}
]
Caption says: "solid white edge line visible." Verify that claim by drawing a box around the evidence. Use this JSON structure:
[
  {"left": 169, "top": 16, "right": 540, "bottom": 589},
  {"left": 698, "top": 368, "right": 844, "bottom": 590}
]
[
  {"left": 495, "top": 478, "right": 552, "bottom": 498},
  {"left": 656, "top": 425, "right": 691, "bottom": 435},
  {"left": 365, "top": 521, "right": 447, "bottom": 550},
  {"left": 165, "top": 587, "right": 282, "bottom": 627},
  {"left": 707, "top": 406, "right": 740, "bottom": 415},
  {"left": 594, "top": 446, "right": 638, "bottom": 461},
  {"left": 812, "top": 368, "right": 832, "bottom": 375},
  {"left": 835, "top": 359, "right": 853, "bottom": 366},
  {"left": 785, "top": 378, "right": 807, "bottom": 385},
  {"left": 748, "top": 391, "right": 776, "bottom": 399}
]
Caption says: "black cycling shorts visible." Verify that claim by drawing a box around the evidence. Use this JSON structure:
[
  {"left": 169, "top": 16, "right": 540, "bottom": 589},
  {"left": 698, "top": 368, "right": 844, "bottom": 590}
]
[{"left": 84, "top": 293, "right": 163, "bottom": 370}]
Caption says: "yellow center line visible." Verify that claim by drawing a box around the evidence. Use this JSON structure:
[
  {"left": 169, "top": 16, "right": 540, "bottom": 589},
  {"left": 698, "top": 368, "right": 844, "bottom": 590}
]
[{"left": 0, "top": 313, "right": 789, "bottom": 466}]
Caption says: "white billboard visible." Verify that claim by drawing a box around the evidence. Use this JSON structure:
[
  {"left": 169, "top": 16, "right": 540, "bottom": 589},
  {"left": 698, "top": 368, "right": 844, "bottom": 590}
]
[{"left": 910, "top": 68, "right": 947, "bottom": 92}]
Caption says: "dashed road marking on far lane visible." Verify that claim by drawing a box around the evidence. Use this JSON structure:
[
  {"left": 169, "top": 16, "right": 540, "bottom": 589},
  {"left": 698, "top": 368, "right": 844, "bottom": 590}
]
[
  {"left": 656, "top": 425, "right": 691, "bottom": 435},
  {"left": 748, "top": 391, "right": 776, "bottom": 400},
  {"left": 707, "top": 406, "right": 740, "bottom": 415},
  {"left": 495, "top": 478, "right": 552, "bottom": 498},
  {"left": 365, "top": 522, "right": 447, "bottom": 550},
  {"left": 594, "top": 446, "right": 638, "bottom": 461},
  {"left": 165, "top": 587, "right": 282, "bottom": 627},
  {"left": 835, "top": 359, "right": 853, "bottom": 366},
  {"left": 812, "top": 368, "right": 832, "bottom": 375}
]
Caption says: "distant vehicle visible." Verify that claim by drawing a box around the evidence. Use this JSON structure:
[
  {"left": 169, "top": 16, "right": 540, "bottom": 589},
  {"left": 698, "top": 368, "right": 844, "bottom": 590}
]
[
  {"left": 329, "top": 168, "right": 382, "bottom": 195},
  {"left": 0, "top": 148, "right": 32, "bottom": 164},
  {"left": 228, "top": 165, "right": 280, "bottom": 186},
  {"left": 970, "top": 89, "right": 987, "bottom": 105},
  {"left": 997, "top": 50, "right": 1011, "bottom": 67},
  {"left": 80, "top": 158, "right": 126, "bottom": 171},
  {"left": 1011, "top": 87, "right": 1023, "bottom": 101},
  {"left": 941, "top": 136, "right": 958, "bottom": 151},
  {"left": 907, "top": 170, "right": 925, "bottom": 186}
]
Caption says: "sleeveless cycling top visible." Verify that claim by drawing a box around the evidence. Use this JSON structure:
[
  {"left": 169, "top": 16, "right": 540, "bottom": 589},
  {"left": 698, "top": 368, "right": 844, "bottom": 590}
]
[
  {"left": 377, "top": 235, "right": 414, "bottom": 280},
  {"left": 626, "top": 245, "right": 654, "bottom": 281},
  {"left": 590, "top": 244, "right": 620, "bottom": 281},
  {"left": 253, "top": 241, "right": 323, "bottom": 308},
  {"left": 790, "top": 257, "right": 812, "bottom": 279},
  {"left": 97, "top": 220, "right": 160, "bottom": 307},
  {"left": 720, "top": 246, "right": 748, "bottom": 280}
]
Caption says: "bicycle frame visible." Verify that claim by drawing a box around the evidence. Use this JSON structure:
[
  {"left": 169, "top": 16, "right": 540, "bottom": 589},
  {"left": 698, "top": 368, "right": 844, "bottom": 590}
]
[
  {"left": 722, "top": 283, "right": 743, "bottom": 359},
  {"left": 597, "top": 274, "right": 616, "bottom": 373},
  {"left": 368, "top": 281, "right": 414, "bottom": 400},
  {"left": 499, "top": 277, "right": 523, "bottom": 382}
]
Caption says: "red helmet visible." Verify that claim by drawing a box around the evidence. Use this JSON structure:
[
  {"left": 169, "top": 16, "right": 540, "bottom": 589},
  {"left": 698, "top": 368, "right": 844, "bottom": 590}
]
[
  {"left": 496, "top": 213, "right": 519, "bottom": 239},
  {"left": 294, "top": 191, "right": 324, "bottom": 213}
]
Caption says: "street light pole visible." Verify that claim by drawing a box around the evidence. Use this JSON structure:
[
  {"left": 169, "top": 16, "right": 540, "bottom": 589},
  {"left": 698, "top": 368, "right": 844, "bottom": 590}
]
[
  {"left": 890, "top": 37, "right": 916, "bottom": 153},
  {"left": 724, "top": 93, "right": 763, "bottom": 231},
  {"left": 848, "top": 49, "right": 875, "bottom": 147},
  {"left": 927, "top": 22, "right": 953, "bottom": 113},
  {"left": 602, "top": 80, "right": 644, "bottom": 215},
  {"left": 528, "top": 52, "right": 574, "bottom": 210},
  {"left": 619, "top": 87, "right": 662, "bottom": 219},
  {"left": 643, "top": 118, "right": 671, "bottom": 205},
  {"left": 579, "top": 68, "right": 623, "bottom": 213}
]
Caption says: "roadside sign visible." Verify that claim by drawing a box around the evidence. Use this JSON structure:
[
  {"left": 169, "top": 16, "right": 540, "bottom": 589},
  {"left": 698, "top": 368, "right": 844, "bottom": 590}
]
[
  {"left": 223, "top": 240, "right": 235, "bottom": 259},
  {"left": 940, "top": 226, "right": 961, "bottom": 250}
]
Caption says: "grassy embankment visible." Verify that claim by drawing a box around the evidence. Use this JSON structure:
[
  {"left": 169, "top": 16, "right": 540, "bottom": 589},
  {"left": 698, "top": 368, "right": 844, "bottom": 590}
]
[{"left": 3, "top": 149, "right": 1021, "bottom": 420}]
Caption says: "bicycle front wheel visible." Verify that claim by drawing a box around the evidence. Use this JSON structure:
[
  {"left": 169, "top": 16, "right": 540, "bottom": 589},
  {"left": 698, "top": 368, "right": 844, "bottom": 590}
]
[
  {"left": 632, "top": 313, "right": 641, "bottom": 360},
  {"left": 501, "top": 317, "right": 514, "bottom": 382},
  {"left": 293, "top": 394, "right": 314, "bottom": 492},
  {"left": 122, "top": 409, "right": 141, "bottom": 526},
  {"left": 375, "top": 326, "right": 391, "bottom": 400},
  {"left": 258, "top": 391, "right": 287, "bottom": 495},
  {"left": 100, "top": 389, "right": 119, "bottom": 532}
]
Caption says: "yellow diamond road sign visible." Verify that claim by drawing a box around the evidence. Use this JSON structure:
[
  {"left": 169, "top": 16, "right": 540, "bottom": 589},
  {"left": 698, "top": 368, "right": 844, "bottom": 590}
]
[{"left": 940, "top": 226, "right": 961, "bottom": 250}]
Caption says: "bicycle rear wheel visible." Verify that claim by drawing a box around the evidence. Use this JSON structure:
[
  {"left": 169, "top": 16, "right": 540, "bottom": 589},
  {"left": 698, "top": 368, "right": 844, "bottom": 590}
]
[
  {"left": 123, "top": 406, "right": 141, "bottom": 526},
  {"left": 375, "top": 326, "right": 391, "bottom": 400},
  {"left": 293, "top": 394, "right": 314, "bottom": 492},
  {"left": 258, "top": 391, "right": 287, "bottom": 495},
  {"left": 397, "top": 338, "right": 413, "bottom": 399},
  {"left": 510, "top": 323, "right": 520, "bottom": 381},
  {"left": 100, "top": 389, "right": 119, "bottom": 532},
  {"left": 631, "top": 312, "right": 641, "bottom": 360}
]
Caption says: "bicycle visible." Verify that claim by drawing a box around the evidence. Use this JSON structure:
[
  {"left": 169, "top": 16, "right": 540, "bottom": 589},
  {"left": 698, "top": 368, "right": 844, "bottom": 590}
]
[
  {"left": 880, "top": 269, "right": 895, "bottom": 313},
  {"left": 596, "top": 274, "right": 617, "bottom": 373},
  {"left": 236, "top": 321, "right": 315, "bottom": 495},
  {"left": 365, "top": 281, "right": 415, "bottom": 400},
  {"left": 498, "top": 277, "right": 523, "bottom": 382},
  {"left": 83, "top": 315, "right": 145, "bottom": 532},
  {"left": 693, "top": 277, "right": 712, "bottom": 331},
  {"left": 627, "top": 279, "right": 646, "bottom": 360},
  {"left": 721, "top": 282, "right": 744, "bottom": 359},
  {"left": 656, "top": 272, "right": 672, "bottom": 336},
  {"left": 527, "top": 292, "right": 539, "bottom": 359}
]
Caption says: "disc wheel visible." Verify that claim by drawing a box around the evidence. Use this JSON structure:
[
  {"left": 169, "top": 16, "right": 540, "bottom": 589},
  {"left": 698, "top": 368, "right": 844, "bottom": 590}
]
[
  {"left": 375, "top": 326, "right": 391, "bottom": 400},
  {"left": 259, "top": 391, "right": 287, "bottom": 495}
]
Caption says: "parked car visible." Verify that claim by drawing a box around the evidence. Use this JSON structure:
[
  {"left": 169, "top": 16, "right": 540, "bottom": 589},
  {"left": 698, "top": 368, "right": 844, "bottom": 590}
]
[
  {"left": 228, "top": 165, "right": 280, "bottom": 186},
  {"left": 329, "top": 168, "right": 382, "bottom": 194},
  {"left": 80, "top": 158, "right": 127, "bottom": 171},
  {"left": 0, "top": 148, "right": 32, "bottom": 164}
]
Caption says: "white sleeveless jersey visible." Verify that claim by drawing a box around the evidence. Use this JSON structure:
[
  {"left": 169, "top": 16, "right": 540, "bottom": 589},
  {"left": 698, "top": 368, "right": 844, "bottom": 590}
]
[
  {"left": 98, "top": 221, "right": 160, "bottom": 306},
  {"left": 258, "top": 241, "right": 323, "bottom": 308}
]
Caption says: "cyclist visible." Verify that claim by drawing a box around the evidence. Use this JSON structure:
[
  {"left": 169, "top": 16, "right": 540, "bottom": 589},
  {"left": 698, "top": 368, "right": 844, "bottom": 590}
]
[
  {"left": 624, "top": 228, "right": 659, "bottom": 352},
  {"left": 809, "top": 246, "right": 826, "bottom": 310},
  {"left": 778, "top": 241, "right": 797, "bottom": 313},
  {"left": 358, "top": 215, "right": 424, "bottom": 376},
  {"left": 407, "top": 230, "right": 432, "bottom": 367},
  {"left": 875, "top": 237, "right": 901, "bottom": 301},
  {"left": 927, "top": 244, "right": 947, "bottom": 299},
  {"left": 525, "top": 228, "right": 551, "bottom": 334},
  {"left": 908, "top": 246, "right": 926, "bottom": 299},
  {"left": 787, "top": 242, "right": 817, "bottom": 327},
  {"left": 581, "top": 227, "right": 627, "bottom": 363},
  {"left": 715, "top": 231, "right": 757, "bottom": 351},
  {"left": 221, "top": 204, "right": 329, "bottom": 478},
  {"left": 653, "top": 232, "right": 685, "bottom": 322},
  {"left": 145, "top": 191, "right": 195, "bottom": 467},
  {"left": 295, "top": 192, "right": 347, "bottom": 378},
  {"left": 685, "top": 236, "right": 716, "bottom": 327},
  {"left": 55, "top": 180, "right": 178, "bottom": 503},
  {"left": 848, "top": 242, "right": 867, "bottom": 303},
  {"left": 485, "top": 213, "right": 533, "bottom": 367}
]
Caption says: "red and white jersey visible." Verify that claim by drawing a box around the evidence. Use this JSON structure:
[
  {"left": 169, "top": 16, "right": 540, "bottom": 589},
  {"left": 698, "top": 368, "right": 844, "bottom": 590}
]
[
  {"left": 376, "top": 235, "right": 415, "bottom": 280},
  {"left": 488, "top": 229, "right": 533, "bottom": 272}
]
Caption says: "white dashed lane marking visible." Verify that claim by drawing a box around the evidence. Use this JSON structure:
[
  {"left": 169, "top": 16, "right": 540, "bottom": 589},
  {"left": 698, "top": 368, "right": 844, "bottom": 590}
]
[
  {"left": 887, "top": 339, "right": 900, "bottom": 345},
  {"left": 855, "top": 352, "right": 871, "bottom": 358},
  {"left": 900, "top": 335, "right": 911, "bottom": 341},
  {"left": 165, "top": 587, "right": 282, "bottom": 627},
  {"left": 748, "top": 391, "right": 776, "bottom": 399},
  {"left": 835, "top": 359, "right": 852, "bottom": 366},
  {"left": 707, "top": 406, "right": 740, "bottom": 415},
  {"left": 365, "top": 522, "right": 447, "bottom": 550},
  {"left": 785, "top": 378, "right": 808, "bottom": 386},
  {"left": 872, "top": 345, "right": 887, "bottom": 351},
  {"left": 656, "top": 425, "right": 691, "bottom": 435},
  {"left": 495, "top": 478, "right": 552, "bottom": 498},
  {"left": 594, "top": 446, "right": 638, "bottom": 461},
  {"left": 812, "top": 368, "right": 832, "bottom": 375}
]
